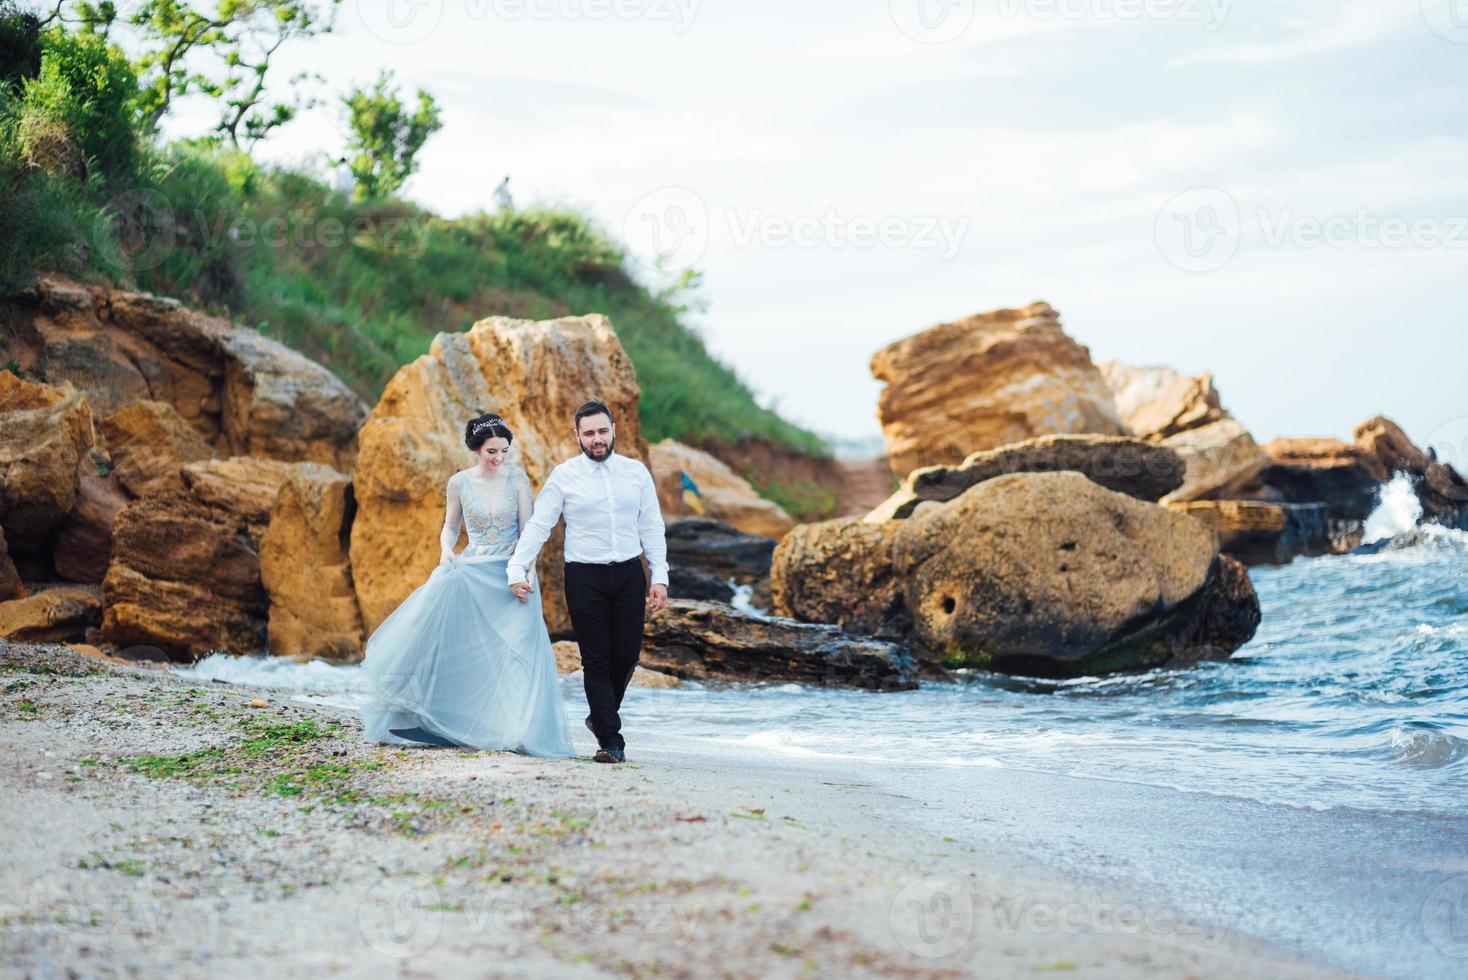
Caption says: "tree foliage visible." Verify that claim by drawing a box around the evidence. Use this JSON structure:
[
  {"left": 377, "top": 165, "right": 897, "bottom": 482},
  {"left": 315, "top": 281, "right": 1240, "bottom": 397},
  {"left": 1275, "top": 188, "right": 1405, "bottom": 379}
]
[{"left": 342, "top": 68, "right": 442, "bottom": 201}]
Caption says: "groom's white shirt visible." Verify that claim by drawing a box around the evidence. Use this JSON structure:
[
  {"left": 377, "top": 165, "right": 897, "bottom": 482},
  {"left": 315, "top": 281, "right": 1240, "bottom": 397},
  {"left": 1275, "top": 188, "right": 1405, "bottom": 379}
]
[{"left": 506, "top": 451, "right": 670, "bottom": 588}]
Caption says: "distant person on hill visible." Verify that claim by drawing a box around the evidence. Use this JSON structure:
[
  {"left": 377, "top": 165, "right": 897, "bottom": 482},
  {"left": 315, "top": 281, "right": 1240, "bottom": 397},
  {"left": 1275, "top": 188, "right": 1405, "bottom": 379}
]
[
  {"left": 494, "top": 175, "right": 513, "bottom": 211},
  {"left": 332, "top": 157, "right": 355, "bottom": 201}
]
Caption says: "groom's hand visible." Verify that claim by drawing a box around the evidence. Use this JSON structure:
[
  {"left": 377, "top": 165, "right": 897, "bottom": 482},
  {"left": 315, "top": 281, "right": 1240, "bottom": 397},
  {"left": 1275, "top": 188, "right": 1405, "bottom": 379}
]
[
  {"left": 646, "top": 584, "right": 667, "bottom": 614},
  {"left": 510, "top": 580, "right": 533, "bottom": 602}
]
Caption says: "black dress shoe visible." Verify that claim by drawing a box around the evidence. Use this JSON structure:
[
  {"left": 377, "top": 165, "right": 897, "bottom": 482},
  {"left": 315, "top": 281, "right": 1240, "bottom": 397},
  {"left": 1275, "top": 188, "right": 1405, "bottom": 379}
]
[{"left": 390, "top": 726, "right": 456, "bottom": 747}]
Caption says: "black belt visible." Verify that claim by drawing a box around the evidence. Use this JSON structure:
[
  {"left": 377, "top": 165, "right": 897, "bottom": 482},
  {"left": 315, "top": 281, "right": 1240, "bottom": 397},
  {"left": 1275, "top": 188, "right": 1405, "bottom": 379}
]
[{"left": 565, "top": 556, "right": 642, "bottom": 568}]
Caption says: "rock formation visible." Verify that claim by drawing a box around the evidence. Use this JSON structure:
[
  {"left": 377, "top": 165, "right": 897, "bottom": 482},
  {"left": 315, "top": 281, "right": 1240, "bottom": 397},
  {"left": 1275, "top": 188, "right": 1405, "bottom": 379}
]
[
  {"left": 771, "top": 518, "right": 908, "bottom": 639},
  {"left": 1166, "top": 500, "right": 1335, "bottom": 565},
  {"left": 1100, "top": 362, "right": 1226, "bottom": 441},
  {"left": 349, "top": 314, "right": 648, "bottom": 635},
  {"left": 1157, "top": 418, "right": 1268, "bottom": 504},
  {"left": 102, "top": 490, "right": 268, "bottom": 659},
  {"left": 892, "top": 472, "right": 1258, "bottom": 677},
  {"left": 98, "top": 400, "right": 215, "bottom": 497},
  {"left": 0, "top": 584, "right": 101, "bottom": 643},
  {"left": 641, "top": 599, "right": 917, "bottom": 689},
  {"left": 9, "top": 277, "right": 366, "bottom": 471},
  {"left": 0, "top": 373, "right": 99, "bottom": 561},
  {"left": 865, "top": 434, "right": 1185, "bottom": 521},
  {"left": 650, "top": 439, "right": 795, "bottom": 539},
  {"left": 1258, "top": 417, "right": 1468, "bottom": 531},
  {"left": 871, "top": 302, "right": 1125, "bottom": 480},
  {"left": 259, "top": 463, "right": 363, "bottom": 661}
]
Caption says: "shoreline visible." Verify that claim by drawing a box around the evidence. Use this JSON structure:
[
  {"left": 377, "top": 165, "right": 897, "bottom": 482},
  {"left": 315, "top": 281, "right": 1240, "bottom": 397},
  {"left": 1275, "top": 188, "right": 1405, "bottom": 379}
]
[{"left": 0, "top": 641, "right": 1351, "bottom": 978}]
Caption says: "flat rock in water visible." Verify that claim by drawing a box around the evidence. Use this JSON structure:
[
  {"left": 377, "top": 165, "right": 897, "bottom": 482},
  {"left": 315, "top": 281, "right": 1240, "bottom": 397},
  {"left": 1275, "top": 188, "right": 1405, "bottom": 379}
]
[{"left": 641, "top": 599, "right": 917, "bottom": 690}]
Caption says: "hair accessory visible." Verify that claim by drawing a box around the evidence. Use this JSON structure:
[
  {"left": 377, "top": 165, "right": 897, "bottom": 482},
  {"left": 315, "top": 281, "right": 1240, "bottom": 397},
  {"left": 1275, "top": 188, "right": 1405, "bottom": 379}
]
[{"left": 471, "top": 414, "right": 506, "bottom": 434}]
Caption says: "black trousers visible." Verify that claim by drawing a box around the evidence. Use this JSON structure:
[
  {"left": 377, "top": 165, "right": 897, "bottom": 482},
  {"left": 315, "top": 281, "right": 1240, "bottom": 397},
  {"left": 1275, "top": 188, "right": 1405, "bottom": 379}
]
[{"left": 563, "top": 557, "right": 646, "bottom": 750}]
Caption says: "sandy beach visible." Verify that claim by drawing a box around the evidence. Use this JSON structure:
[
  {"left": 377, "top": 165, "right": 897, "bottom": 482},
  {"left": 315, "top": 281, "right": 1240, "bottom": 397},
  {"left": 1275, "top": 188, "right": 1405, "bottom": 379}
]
[{"left": 0, "top": 641, "right": 1353, "bottom": 979}]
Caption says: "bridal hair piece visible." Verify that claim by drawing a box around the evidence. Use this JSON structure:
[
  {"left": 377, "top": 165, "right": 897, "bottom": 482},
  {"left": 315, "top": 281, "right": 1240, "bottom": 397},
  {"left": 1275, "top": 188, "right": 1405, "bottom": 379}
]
[{"left": 464, "top": 412, "right": 514, "bottom": 450}]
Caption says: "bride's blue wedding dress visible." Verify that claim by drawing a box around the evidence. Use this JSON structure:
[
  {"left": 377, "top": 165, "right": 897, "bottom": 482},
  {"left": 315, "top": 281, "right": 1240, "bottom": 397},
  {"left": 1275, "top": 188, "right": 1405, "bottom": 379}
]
[{"left": 359, "top": 466, "right": 575, "bottom": 758}]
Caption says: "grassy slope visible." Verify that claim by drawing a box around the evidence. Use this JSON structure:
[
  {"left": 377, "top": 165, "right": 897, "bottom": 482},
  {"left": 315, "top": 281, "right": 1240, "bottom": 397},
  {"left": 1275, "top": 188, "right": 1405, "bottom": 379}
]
[{"left": 5, "top": 143, "right": 827, "bottom": 458}]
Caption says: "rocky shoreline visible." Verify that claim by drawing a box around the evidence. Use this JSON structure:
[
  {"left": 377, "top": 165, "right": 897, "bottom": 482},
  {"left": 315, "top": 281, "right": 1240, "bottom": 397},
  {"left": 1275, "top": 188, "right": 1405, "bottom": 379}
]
[
  {"left": 0, "top": 640, "right": 1349, "bottom": 978},
  {"left": 3, "top": 279, "right": 1465, "bottom": 687}
]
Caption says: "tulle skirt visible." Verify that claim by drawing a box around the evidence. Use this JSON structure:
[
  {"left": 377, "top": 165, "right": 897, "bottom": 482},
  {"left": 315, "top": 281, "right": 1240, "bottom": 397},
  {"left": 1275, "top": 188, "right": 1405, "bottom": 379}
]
[{"left": 359, "top": 554, "right": 575, "bottom": 758}]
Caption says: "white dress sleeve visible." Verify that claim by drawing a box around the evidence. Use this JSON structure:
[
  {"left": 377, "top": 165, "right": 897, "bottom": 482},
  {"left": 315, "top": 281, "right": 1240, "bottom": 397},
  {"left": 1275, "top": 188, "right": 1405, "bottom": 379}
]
[{"left": 439, "top": 472, "right": 463, "bottom": 556}]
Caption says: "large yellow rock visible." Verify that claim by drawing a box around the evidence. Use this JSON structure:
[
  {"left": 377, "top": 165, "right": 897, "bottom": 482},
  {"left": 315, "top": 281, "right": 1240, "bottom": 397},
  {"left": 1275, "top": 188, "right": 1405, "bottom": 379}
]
[
  {"left": 101, "top": 491, "right": 266, "bottom": 659},
  {"left": 771, "top": 518, "right": 907, "bottom": 639},
  {"left": 349, "top": 315, "right": 648, "bottom": 635},
  {"left": 259, "top": 463, "right": 364, "bottom": 661},
  {"left": 0, "top": 374, "right": 98, "bottom": 553},
  {"left": 100, "top": 400, "right": 215, "bottom": 497},
  {"left": 12, "top": 277, "right": 366, "bottom": 471},
  {"left": 871, "top": 302, "right": 1124, "bottom": 480},
  {"left": 180, "top": 455, "right": 298, "bottom": 543},
  {"left": 650, "top": 439, "right": 795, "bottom": 539},
  {"left": 893, "top": 471, "right": 1256, "bottom": 676}
]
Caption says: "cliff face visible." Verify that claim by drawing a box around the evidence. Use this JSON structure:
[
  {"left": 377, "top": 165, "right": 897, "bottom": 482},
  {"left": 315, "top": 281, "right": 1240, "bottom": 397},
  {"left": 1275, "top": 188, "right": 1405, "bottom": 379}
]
[
  {"left": 871, "top": 302, "right": 1125, "bottom": 480},
  {"left": 6, "top": 277, "right": 368, "bottom": 473}
]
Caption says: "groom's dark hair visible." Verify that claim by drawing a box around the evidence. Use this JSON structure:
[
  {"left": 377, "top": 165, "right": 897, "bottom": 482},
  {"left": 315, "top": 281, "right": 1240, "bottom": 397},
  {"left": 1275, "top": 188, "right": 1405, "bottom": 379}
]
[{"left": 574, "top": 399, "right": 613, "bottom": 430}]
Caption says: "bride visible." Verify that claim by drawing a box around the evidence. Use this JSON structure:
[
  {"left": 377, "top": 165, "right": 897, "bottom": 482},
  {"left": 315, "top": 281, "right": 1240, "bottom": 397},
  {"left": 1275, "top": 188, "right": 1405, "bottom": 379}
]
[{"left": 359, "top": 413, "right": 575, "bottom": 758}]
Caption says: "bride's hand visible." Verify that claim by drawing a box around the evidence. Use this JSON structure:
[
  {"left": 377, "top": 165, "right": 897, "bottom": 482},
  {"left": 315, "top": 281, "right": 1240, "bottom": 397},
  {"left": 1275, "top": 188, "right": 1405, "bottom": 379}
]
[{"left": 439, "top": 550, "right": 458, "bottom": 568}]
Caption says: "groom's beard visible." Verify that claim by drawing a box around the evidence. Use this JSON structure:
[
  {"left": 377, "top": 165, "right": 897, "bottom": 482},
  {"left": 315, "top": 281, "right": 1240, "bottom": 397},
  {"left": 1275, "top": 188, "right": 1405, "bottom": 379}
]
[{"left": 580, "top": 434, "right": 615, "bottom": 461}]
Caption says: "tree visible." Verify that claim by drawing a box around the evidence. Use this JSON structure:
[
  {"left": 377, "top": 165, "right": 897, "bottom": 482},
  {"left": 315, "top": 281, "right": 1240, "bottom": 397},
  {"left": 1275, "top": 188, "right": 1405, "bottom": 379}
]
[
  {"left": 38, "top": 0, "right": 338, "bottom": 149},
  {"left": 341, "top": 69, "right": 441, "bottom": 202}
]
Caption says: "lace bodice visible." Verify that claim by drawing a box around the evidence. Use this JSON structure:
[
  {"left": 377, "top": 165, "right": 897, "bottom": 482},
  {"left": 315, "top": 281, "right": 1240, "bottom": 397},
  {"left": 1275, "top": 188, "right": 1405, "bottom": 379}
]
[{"left": 446, "top": 468, "right": 527, "bottom": 558}]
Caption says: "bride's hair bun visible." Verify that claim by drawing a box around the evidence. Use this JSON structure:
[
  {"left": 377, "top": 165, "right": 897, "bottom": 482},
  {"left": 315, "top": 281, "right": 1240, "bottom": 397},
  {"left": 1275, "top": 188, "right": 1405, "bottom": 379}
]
[{"left": 465, "top": 412, "right": 514, "bottom": 450}]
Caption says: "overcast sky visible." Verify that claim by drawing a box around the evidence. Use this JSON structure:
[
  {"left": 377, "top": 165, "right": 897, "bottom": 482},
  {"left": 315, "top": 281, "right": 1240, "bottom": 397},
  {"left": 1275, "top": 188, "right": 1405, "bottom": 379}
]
[{"left": 153, "top": 0, "right": 1467, "bottom": 458}]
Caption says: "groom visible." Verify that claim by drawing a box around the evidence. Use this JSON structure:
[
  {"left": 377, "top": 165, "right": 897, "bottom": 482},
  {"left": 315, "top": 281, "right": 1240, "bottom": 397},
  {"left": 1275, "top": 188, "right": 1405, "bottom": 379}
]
[{"left": 507, "top": 399, "right": 669, "bottom": 764}]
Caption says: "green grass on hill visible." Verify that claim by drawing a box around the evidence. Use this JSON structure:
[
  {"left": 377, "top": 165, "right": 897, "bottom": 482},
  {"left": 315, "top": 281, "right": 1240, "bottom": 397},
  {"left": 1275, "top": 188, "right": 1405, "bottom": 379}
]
[{"left": 2, "top": 139, "right": 827, "bottom": 456}]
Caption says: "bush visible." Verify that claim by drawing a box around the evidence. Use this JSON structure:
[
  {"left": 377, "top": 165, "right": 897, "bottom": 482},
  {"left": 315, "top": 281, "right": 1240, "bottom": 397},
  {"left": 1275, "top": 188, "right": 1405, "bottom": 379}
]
[{"left": 19, "top": 28, "right": 138, "bottom": 181}]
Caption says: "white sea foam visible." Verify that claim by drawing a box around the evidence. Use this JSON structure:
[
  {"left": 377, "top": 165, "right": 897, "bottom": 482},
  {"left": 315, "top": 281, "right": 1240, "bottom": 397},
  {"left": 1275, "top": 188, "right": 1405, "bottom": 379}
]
[
  {"left": 171, "top": 653, "right": 367, "bottom": 695},
  {"left": 1362, "top": 473, "right": 1422, "bottom": 543}
]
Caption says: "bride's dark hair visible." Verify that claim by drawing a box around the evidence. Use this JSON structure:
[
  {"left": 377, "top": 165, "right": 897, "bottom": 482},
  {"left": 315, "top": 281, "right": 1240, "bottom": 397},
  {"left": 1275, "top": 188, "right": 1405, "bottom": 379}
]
[{"left": 465, "top": 412, "right": 514, "bottom": 451}]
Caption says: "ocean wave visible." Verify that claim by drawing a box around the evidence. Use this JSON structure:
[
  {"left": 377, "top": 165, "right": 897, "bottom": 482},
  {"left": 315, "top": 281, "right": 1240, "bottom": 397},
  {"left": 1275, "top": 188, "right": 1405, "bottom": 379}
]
[{"left": 1387, "top": 724, "right": 1468, "bottom": 769}]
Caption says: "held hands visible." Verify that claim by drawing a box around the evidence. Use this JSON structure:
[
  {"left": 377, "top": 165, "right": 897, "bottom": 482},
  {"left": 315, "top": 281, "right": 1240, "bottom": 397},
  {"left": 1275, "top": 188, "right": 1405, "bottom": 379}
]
[
  {"left": 646, "top": 583, "right": 668, "bottom": 614},
  {"left": 510, "top": 580, "right": 533, "bottom": 603}
]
